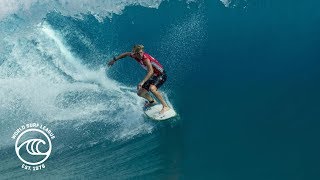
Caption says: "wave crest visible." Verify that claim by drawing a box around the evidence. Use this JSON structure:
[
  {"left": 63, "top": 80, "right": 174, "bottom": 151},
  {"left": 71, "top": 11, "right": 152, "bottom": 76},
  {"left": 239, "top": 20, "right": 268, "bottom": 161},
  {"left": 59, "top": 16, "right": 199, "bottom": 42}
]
[{"left": 0, "top": 0, "right": 165, "bottom": 21}]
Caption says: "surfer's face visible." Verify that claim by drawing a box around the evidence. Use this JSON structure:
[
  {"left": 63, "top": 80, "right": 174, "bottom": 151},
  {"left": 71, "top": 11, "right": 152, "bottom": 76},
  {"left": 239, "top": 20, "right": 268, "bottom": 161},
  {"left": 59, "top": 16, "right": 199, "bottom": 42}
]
[{"left": 134, "top": 50, "right": 144, "bottom": 58}]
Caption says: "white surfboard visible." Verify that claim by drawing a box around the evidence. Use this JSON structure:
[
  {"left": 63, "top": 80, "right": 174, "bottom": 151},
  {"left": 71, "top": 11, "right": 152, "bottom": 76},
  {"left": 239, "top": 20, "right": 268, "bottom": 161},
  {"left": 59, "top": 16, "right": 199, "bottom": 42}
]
[{"left": 144, "top": 104, "right": 177, "bottom": 121}]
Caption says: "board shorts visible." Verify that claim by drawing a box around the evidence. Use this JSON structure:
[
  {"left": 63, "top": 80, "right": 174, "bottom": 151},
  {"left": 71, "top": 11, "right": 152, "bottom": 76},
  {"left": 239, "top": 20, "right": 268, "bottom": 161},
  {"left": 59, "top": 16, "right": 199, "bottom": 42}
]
[{"left": 142, "top": 71, "right": 167, "bottom": 91}]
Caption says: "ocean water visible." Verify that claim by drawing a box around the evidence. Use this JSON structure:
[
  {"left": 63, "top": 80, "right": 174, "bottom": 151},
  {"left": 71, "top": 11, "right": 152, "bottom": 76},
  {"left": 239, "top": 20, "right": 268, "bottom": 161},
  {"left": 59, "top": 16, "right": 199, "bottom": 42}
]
[{"left": 0, "top": 0, "right": 320, "bottom": 179}]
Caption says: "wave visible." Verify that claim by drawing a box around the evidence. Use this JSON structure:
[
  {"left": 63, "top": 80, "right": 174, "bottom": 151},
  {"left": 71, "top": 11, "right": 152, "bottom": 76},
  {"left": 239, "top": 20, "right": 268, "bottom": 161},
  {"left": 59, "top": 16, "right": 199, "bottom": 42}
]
[
  {"left": 0, "top": 21, "right": 156, "bottom": 148},
  {"left": 0, "top": 0, "right": 203, "bottom": 149}
]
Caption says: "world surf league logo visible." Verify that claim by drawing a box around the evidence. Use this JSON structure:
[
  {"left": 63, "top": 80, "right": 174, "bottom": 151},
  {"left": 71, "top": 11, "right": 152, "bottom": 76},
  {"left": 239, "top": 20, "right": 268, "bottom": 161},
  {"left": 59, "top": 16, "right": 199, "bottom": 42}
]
[{"left": 11, "top": 123, "right": 55, "bottom": 171}]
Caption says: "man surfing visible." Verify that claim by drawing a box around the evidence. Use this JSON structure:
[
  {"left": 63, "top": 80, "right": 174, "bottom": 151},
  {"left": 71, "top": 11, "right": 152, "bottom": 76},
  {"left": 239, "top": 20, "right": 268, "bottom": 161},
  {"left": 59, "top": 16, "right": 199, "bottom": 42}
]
[{"left": 107, "top": 45, "right": 170, "bottom": 114}]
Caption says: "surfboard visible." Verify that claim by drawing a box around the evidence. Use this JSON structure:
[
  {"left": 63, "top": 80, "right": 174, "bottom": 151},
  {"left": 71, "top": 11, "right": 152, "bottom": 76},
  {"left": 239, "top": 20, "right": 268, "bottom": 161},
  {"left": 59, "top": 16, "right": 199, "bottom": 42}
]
[{"left": 144, "top": 104, "right": 177, "bottom": 121}]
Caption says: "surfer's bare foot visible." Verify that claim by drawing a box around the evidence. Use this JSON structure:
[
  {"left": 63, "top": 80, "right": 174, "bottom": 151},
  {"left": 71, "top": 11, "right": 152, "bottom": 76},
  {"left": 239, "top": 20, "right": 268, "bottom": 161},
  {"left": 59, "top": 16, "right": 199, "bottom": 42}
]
[
  {"left": 160, "top": 106, "right": 170, "bottom": 114},
  {"left": 144, "top": 100, "right": 158, "bottom": 107}
]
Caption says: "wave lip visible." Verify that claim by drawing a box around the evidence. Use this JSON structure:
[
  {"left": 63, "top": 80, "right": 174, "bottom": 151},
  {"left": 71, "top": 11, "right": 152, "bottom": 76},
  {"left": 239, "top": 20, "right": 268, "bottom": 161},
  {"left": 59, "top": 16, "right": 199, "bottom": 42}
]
[
  {"left": 0, "top": 0, "right": 233, "bottom": 22},
  {"left": 220, "top": 0, "right": 231, "bottom": 7},
  {"left": 0, "top": 0, "right": 165, "bottom": 21}
]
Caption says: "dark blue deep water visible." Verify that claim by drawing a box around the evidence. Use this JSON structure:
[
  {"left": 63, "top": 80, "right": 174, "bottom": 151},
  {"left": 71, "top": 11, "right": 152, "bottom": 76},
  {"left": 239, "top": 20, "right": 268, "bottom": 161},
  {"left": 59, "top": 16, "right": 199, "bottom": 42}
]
[{"left": 0, "top": 0, "right": 319, "bottom": 179}]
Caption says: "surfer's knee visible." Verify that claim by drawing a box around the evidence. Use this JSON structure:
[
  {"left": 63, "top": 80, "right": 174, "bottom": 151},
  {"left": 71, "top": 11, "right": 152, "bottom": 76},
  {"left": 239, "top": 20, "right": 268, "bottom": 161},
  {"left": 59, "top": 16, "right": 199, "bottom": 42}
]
[
  {"left": 137, "top": 89, "right": 146, "bottom": 96},
  {"left": 137, "top": 90, "right": 143, "bottom": 96},
  {"left": 149, "top": 85, "right": 157, "bottom": 93}
]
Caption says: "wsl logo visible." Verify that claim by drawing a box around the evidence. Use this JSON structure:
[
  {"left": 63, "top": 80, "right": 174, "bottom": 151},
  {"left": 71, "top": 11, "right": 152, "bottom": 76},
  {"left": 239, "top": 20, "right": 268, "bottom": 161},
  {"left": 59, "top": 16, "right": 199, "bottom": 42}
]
[{"left": 12, "top": 123, "right": 55, "bottom": 171}]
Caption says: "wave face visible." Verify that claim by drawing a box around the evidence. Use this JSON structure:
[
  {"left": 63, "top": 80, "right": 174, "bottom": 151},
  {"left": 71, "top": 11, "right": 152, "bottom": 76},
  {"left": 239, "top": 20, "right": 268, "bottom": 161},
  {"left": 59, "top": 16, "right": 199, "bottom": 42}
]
[
  {"left": 0, "top": 19, "right": 153, "bottom": 147},
  {"left": 0, "top": 0, "right": 208, "bottom": 178}
]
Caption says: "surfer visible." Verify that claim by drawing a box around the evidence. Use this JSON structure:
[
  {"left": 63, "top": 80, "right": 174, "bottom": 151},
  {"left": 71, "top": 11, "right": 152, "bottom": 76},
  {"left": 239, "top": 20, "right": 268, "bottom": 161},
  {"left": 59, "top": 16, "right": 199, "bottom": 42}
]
[{"left": 107, "top": 45, "right": 170, "bottom": 114}]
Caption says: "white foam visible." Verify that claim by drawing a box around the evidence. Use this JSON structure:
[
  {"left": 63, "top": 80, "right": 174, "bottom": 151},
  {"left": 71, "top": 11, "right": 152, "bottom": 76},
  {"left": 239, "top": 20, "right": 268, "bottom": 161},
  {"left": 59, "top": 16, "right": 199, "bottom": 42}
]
[
  {"left": 40, "top": 23, "right": 121, "bottom": 92},
  {"left": 220, "top": 0, "right": 231, "bottom": 7},
  {"left": 0, "top": 0, "right": 164, "bottom": 21},
  {"left": 0, "top": 0, "right": 188, "bottom": 148},
  {"left": 0, "top": 0, "right": 234, "bottom": 22},
  {"left": 0, "top": 21, "right": 163, "bottom": 147}
]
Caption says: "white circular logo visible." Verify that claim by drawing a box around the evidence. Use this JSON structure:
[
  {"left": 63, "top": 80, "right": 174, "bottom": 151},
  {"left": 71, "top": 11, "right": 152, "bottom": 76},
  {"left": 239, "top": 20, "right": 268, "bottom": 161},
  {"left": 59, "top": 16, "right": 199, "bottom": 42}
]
[{"left": 15, "top": 128, "right": 52, "bottom": 166}]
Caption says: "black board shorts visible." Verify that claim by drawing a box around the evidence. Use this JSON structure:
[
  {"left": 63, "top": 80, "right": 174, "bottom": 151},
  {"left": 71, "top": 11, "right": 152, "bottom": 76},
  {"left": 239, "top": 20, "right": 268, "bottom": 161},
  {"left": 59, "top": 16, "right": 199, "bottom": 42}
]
[{"left": 142, "top": 72, "right": 167, "bottom": 91}]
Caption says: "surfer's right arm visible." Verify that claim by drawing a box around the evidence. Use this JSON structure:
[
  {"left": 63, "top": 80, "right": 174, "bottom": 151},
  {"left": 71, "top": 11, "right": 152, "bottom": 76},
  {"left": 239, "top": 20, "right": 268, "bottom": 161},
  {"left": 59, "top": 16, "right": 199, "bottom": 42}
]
[{"left": 107, "top": 52, "right": 131, "bottom": 67}]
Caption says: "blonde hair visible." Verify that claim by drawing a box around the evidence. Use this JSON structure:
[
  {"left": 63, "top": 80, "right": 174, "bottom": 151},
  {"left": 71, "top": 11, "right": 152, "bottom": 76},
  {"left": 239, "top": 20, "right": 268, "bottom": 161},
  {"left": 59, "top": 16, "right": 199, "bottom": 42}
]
[{"left": 132, "top": 44, "right": 144, "bottom": 53}]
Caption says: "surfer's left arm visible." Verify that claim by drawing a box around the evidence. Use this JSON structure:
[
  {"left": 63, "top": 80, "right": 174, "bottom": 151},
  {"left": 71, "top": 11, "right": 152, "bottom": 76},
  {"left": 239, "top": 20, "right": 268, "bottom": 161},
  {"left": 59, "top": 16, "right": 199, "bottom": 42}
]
[
  {"left": 107, "top": 52, "right": 131, "bottom": 67},
  {"left": 138, "top": 59, "right": 154, "bottom": 89}
]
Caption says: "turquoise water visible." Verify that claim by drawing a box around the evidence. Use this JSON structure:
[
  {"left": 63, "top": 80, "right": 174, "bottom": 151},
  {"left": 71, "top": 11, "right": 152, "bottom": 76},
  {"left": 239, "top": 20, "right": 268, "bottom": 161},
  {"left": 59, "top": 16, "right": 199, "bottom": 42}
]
[
  {"left": 184, "top": 0, "right": 320, "bottom": 179},
  {"left": 0, "top": 0, "right": 320, "bottom": 179}
]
